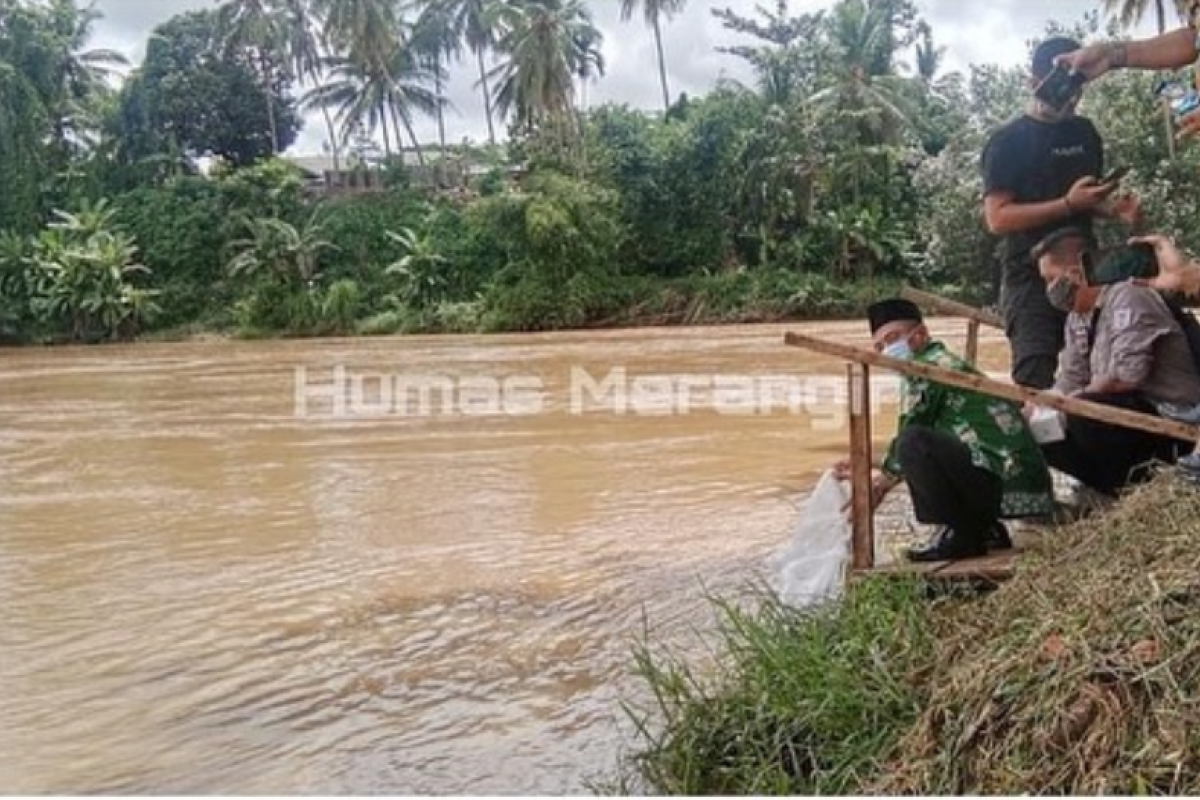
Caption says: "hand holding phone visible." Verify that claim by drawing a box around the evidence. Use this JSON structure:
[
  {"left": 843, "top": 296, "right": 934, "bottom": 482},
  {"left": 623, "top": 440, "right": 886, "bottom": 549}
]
[
  {"left": 1084, "top": 243, "right": 1159, "bottom": 285},
  {"left": 1035, "top": 63, "right": 1086, "bottom": 111},
  {"left": 1101, "top": 166, "right": 1129, "bottom": 186}
]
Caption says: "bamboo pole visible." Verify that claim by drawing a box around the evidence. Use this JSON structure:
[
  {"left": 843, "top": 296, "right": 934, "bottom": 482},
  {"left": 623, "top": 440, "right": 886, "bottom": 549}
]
[
  {"left": 900, "top": 286, "right": 1004, "bottom": 329},
  {"left": 784, "top": 331, "right": 1200, "bottom": 442},
  {"left": 848, "top": 362, "right": 875, "bottom": 570},
  {"left": 965, "top": 319, "right": 981, "bottom": 365}
]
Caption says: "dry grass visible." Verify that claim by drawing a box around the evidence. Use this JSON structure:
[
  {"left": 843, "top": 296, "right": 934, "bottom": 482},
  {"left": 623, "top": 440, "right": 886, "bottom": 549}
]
[
  {"left": 619, "top": 470, "right": 1200, "bottom": 795},
  {"left": 875, "top": 471, "right": 1200, "bottom": 795}
]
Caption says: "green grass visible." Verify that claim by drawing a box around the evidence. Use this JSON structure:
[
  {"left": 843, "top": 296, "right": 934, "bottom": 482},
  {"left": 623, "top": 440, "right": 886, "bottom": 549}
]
[{"left": 621, "top": 577, "right": 943, "bottom": 795}]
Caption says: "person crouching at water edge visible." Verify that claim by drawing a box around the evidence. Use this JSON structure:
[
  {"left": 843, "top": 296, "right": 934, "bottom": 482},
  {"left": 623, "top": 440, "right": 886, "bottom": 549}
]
[{"left": 833, "top": 299, "right": 1056, "bottom": 562}]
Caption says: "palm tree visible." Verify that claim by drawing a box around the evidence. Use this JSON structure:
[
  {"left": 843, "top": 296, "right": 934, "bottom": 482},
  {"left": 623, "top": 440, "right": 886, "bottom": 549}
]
[
  {"left": 572, "top": 15, "right": 604, "bottom": 111},
  {"left": 619, "top": 0, "right": 686, "bottom": 114},
  {"left": 1102, "top": 0, "right": 1189, "bottom": 34},
  {"left": 305, "top": 44, "right": 440, "bottom": 160},
  {"left": 43, "top": 0, "right": 128, "bottom": 155},
  {"left": 811, "top": 0, "right": 913, "bottom": 146},
  {"left": 217, "top": 0, "right": 286, "bottom": 153},
  {"left": 487, "top": 0, "right": 600, "bottom": 138},
  {"left": 913, "top": 20, "right": 942, "bottom": 86},
  {"left": 413, "top": 0, "right": 462, "bottom": 154},
  {"left": 439, "top": 0, "right": 500, "bottom": 145},
  {"left": 313, "top": 0, "right": 399, "bottom": 67},
  {"left": 277, "top": 0, "right": 342, "bottom": 168}
]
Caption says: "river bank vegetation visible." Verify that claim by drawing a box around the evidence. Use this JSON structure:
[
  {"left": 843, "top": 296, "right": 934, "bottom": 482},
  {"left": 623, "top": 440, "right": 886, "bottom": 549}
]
[
  {"left": 2, "top": 0, "right": 1200, "bottom": 344},
  {"left": 621, "top": 471, "right": 1200, "bottom": 794}
]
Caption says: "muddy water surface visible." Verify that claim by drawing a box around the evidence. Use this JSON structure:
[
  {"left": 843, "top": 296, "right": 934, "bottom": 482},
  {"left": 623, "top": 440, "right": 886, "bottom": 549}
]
[{"left": 0, "top": 320, "right": 1007, "bottom": 793}]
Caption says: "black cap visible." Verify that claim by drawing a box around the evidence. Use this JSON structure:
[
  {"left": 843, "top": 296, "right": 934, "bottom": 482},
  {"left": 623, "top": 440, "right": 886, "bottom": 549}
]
[
  {"left": 868, "top": 298, "right": 922, "bottom": 334},
  {"left": 1032, "top": 36, "right": 1082, "bottom": 79}
]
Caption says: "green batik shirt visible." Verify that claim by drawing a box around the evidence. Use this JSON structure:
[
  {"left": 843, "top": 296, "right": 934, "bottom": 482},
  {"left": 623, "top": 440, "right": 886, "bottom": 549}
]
[{"left": 881, "top": 340, "right": 1055, "bottom": 518}]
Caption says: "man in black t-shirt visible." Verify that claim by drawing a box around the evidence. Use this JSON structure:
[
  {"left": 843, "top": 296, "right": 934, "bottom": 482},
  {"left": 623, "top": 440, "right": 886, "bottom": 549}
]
[{"left": 981, "top": 36, "right": 1139, "bottom": 389}]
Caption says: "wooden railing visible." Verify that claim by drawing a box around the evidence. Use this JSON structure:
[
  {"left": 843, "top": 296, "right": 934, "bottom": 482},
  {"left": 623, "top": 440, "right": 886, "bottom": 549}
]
[
  {"left": 899, "top": 286, "right": 1002, "bottom": 364},
  {"left": 783, "top": 329, "right": 1200, "bottom": 571}
]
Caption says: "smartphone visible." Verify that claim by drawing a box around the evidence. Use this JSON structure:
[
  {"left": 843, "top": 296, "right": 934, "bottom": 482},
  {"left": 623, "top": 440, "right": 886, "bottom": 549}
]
[
  {"left": 1035, "top": 63, "right": 1086, "bottom": 111},
  {"left": 1101, "top": 166, "right": 1130, "bottom": 186},
  {"left": 1084, "top": 243, "right": 1159, "bottom": 285}
]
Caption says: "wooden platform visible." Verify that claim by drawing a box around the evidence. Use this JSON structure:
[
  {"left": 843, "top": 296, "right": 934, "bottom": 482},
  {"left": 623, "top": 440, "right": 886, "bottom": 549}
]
[{"left": 856, "top": 548, "right": 1019, "bottom": 584}]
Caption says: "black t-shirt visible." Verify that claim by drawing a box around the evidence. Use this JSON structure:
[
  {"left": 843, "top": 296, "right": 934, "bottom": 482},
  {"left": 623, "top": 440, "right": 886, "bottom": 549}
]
[{"left": 981, "top": 114, "right": 1104, "bottom": 286}]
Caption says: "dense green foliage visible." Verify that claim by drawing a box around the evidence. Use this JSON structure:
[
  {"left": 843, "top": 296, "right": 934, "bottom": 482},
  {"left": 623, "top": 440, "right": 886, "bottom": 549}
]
[{"left": 2, "top": 0, "right": 1200, "bottom": 343}]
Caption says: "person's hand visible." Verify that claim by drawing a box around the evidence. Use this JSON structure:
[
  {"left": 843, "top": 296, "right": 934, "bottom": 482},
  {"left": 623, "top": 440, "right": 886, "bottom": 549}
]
[
  {"left": 1128, "top": 234, "right": 1200, "bottom": 296},
  {"left": 1102, "top": 192, "right": 1142, "bottom": 226},
  {"left": 1177, "top": 106, "right": 1200, "bottom": 141},
  {"left": 832, "top": 459, "right": 852, "bottom": 481},
  {"left": 838, "top": 471, "right": 898, "bottom": 513},
  {"left": 1053, "top": 42, "right": 1118, "bottom": 81},
  {"left": 1065, "top": 175, "right": 1115, "bottom": 212}
]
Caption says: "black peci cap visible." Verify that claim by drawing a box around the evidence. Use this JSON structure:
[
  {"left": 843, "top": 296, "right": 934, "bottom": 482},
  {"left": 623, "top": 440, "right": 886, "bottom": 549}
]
[{"left": 867, "top": 298, "right": 923, "bottom": 335}]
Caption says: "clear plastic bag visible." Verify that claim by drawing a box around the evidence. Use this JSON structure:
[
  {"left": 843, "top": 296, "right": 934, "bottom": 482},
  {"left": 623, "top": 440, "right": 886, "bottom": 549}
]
[{"left": 767, "top": 470, "right": 853, "bottom": 609}]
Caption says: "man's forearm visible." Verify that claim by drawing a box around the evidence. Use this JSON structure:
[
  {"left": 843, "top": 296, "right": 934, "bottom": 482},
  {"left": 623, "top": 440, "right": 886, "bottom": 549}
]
[
  {"left": 1114, "top": 28, "right": 1198, "bottom": 71},
  {"left": 987, "top": 197, "right": 1074, "bottom": 235}
]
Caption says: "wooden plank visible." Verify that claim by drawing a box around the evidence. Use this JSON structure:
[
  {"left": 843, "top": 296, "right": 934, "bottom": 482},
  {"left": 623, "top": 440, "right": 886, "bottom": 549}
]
[
  {"left": 901, "top": 286, "right": 1004, "bottom": 329},
  {"left": 965, "top": 318, "right": 980, "bottom": 364},
  {"left": 784, "top": 331, "right": 1200, "bottom": 442},
  {"left": 848, "top": 363, "right": 874, "bottom": 570},
  {"left": 853, "top": 550, "right": 1018, "bottom": 583}
]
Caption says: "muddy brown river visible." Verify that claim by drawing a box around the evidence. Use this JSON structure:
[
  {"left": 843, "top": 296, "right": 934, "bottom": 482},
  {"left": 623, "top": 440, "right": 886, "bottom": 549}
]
[{"left": 0, "top": 320, "right": 1007, "bottom": 793}]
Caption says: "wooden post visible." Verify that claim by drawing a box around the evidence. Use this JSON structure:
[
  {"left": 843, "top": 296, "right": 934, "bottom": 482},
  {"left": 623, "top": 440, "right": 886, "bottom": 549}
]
[
  {"left": 848, "top": 362, "right": 874, "bottom": 571},
  {"left": 966, "top": 319, "right": 980, "bottom": 365}
]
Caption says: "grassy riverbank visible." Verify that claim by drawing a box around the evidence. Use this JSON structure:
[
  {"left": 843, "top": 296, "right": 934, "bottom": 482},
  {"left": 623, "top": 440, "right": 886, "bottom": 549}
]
[
  {"left": 49, "top": 271, "right": 916, "bottom": 346},
  {"left": 619, "top": 471, "right": 1200, "bottom": 794}
]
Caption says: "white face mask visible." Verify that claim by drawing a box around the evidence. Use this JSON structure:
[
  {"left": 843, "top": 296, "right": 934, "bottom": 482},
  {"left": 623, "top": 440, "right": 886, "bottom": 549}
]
[{"left": 882, "top": 336, "right": 913, "bottom": 361}]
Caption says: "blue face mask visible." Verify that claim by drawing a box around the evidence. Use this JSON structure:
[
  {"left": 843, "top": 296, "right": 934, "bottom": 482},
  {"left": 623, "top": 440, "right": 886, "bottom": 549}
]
[{"left": 882, "top": 337, "right": 913, "bottom": 361}]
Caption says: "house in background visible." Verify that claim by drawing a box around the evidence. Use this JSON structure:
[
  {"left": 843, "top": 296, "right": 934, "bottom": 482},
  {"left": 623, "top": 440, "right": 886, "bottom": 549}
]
[{"left": 283, "top": 147, "right": 517, "bottom": 197}]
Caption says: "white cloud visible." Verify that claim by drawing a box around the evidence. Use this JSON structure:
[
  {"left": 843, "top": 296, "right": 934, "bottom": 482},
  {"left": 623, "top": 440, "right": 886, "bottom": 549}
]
[{"left": 88, "top": 0, "right": 1170, "bottom": 154}]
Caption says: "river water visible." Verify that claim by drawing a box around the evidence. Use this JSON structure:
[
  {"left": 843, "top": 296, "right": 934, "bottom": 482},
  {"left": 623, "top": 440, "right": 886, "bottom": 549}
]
[{"left": 0, "top": 320, "right": 1007, "bottom": 794}]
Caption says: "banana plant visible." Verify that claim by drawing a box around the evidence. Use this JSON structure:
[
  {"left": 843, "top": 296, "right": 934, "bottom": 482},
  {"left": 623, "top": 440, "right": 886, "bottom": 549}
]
[{"left": 384, "top": 223, "right": 449, "bottom": 310}]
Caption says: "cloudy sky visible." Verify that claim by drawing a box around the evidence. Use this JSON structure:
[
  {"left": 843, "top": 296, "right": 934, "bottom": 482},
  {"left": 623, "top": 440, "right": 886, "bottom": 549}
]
[{"left": 90, "top": 0, "right": 1162, "bottom": 154}]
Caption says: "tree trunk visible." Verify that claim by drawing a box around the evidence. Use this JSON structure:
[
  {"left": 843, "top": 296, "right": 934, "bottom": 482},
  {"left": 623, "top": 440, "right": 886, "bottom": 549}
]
[
  {"left": 319, "top": 102, "right": 341, "bottom": 170},
  {"left": 394, "top": 103, "right": 425, "bottom": 167},
  {"left": 380, "top": 111, "right": 394, "bottom": 158},
  {"left": 261, "top": 53, "right": 279, "bottom": 154},
  {"left": 653, "top": 15, "right": 671, "bottom": 113},
  {"left": 435, "top": 54, "right": 447, "bottom": 153},
  {"left": 476, "top": 47, "right": 496, "bottom": 145}
]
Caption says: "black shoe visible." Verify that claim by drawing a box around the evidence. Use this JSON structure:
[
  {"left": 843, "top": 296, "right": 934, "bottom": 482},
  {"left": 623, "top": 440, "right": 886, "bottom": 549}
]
[
  {"left": 905, "top": 527, "right": 987, "bottom": 563},
  {"left": 987, "top": 522, "right": 1012, "bottom": 551}
]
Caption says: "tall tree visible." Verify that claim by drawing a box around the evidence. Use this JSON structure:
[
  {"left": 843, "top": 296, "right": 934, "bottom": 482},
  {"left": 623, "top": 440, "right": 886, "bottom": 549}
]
[
  {"left": 43, "top": 0, "right": 128, "bottom": 157},
  {"left": 712, "top": 1, "right": 826, "bottom": 106},
  {"left": 413, "top": 0, "right": 462, "bottom": 153},
  {"left": 1102, "top": 0, "right": 1189, "bottom": 34},
  {"left": 304, "top": 42, "right": 440, "bottom": 159},
  {"left": 217, "top": 0, "right": 286, "bottom": 153},
  {"left": 113, "top": 10, "right": 300, "bottom": 168},
  {"left": 439, "top": 0, "right": 500, "bottom": 145},
  {"left": 488, "top": 0, "right": 601, "bottom": 139},
  {"left": 619, "top": 0, "right": 686, "bottom": 113},
  {"left": 278, "top": 0, "right": 343, "bottom": 168}
]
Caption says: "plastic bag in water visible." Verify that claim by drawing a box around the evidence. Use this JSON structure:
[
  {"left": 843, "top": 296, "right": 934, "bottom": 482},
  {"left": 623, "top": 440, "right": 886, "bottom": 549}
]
[{"left": 766, "top": 470, "right": 853, "bottom": 609}]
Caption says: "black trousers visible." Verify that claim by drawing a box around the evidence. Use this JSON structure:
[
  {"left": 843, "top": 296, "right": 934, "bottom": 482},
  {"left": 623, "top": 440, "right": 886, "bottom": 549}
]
[
  {"left": 896, "top": 426, "right": 1003, "bottom": 545},
  {"left": 1040, "top": 392, "right": 1193, "bottom": 496},
  {"left": 1000, "top": 275, "right": 1067, "bottom": 390}
]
